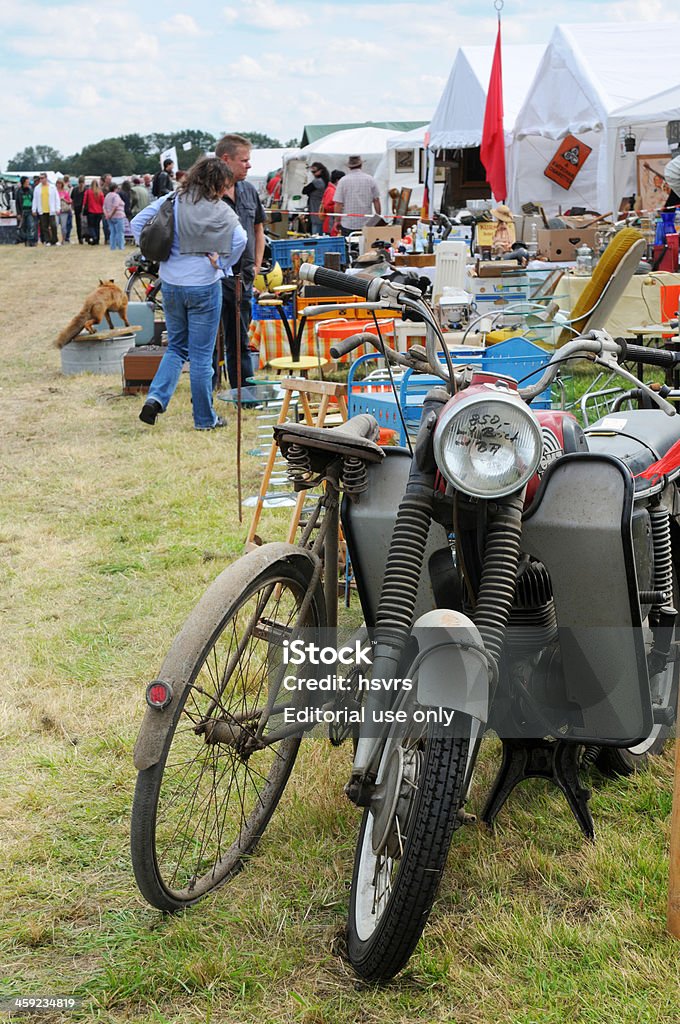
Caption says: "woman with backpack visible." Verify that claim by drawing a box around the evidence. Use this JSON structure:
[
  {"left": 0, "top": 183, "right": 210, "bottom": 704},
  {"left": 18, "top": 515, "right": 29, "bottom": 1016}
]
[{"left": 131, "top": 157, "right": 246, "bottom": 431}]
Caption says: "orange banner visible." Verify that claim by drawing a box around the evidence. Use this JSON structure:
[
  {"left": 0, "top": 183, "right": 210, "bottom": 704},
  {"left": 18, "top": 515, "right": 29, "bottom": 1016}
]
[{"left": 544, "top": 134, "right": 593, "bottom": 190}]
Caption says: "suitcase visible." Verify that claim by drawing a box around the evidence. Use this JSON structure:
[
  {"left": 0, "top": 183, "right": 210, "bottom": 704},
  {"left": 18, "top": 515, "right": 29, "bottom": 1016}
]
[{"left": 122, "top": 345, "right": 166, "bottom": 394}]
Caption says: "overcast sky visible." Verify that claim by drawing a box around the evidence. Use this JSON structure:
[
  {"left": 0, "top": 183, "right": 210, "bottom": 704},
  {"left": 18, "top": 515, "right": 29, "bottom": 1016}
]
[{"left": 1, "top": 0, "right": 676, "bottom": 169}]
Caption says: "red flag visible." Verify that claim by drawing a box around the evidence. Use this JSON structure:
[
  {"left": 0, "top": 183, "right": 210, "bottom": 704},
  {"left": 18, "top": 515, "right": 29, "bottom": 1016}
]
[{"left": 480, "top": 20, "right": 507, "bottom": 202}]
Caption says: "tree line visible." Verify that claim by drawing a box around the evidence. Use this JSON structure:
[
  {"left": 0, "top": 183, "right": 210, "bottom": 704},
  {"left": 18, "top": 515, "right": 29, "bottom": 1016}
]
[{"left": 6, "top": 131, "right": 298, "bottom": 175}]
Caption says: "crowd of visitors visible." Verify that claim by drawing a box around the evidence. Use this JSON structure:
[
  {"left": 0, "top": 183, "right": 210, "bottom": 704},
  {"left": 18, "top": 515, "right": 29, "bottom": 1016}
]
[
  {"left": 13, "top": 168, "right": 169, "bottom": 250},
  {"left": 13, "top": 143, "right": 376, "bottom": 432}
]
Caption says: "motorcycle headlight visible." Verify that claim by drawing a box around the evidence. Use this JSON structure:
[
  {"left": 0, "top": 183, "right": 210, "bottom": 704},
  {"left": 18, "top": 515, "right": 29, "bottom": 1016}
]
[{"left": 433, "top": 388, "right": 543, "bottom": 498}]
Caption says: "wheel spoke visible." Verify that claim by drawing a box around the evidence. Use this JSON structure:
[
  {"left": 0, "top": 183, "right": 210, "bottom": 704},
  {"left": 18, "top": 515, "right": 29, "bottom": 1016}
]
[{"left": 132, "top": 560, "right": 321, "bottom": 908}]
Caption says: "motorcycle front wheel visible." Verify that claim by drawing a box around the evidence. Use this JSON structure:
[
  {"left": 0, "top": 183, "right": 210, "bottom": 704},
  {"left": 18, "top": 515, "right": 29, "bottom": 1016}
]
[
  {"left": 346, "top": 711, "right": 473, "bottom": 982},
  {"left": 131, "top": 551, "right": 326, "bottom": 912}
]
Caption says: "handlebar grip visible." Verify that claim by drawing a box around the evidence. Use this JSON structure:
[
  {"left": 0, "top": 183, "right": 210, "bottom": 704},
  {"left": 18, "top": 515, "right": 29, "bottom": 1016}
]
[
  {"left": 298, "top": 263, "right": 385, "bottom": 301},
  {"left": 329, "top": 332, "right": 380, "bottom": 360},
  {"left": 620, "top": 341, "right": 680, "bottom": 369}
]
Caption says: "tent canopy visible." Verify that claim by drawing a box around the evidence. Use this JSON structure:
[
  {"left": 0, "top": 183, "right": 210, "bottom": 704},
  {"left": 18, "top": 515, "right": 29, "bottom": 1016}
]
[
  {"left": 300, "top": 121, "right": 426, "bottom": 147},
  {"left": 282, "top": 126, "right": 402, "bottom": 213},
  {"left": 386, "top": 125, "right": 429, "bottom": 151},
  {"left": 428, "top": 43, "right": 545, "bottom": 150},
  {"left": 610, "top": 85, "right": 680, "bottom": 129},
  {"left": 514, "top": 22, "right": 678, "bottom": 141},
  {"left": 510, "top": 22, "right": 680, "bottom": 214}
]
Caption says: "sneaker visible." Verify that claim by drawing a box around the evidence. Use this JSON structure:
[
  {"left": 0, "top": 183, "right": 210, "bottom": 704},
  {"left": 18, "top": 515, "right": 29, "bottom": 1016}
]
[
  {"left": 139, "top": 398, "right": 163, "bottom": 425},
  {"left": 196, "top": 416, "right": 227, "bottom": 431},
  {"left": 56, "top": 242, "right": 62, "bottom": 246}
]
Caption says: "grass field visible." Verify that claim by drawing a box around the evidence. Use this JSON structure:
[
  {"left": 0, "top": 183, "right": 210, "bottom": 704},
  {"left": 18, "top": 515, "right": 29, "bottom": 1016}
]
[{"left": 1, "top": 241, "right": 679, "bottom": 1024}]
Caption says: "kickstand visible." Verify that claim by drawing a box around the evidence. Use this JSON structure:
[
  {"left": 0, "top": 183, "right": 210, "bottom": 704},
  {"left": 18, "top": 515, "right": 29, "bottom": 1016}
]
[{"left": 481, "top": 738, "right": 595, "bottom": 840}]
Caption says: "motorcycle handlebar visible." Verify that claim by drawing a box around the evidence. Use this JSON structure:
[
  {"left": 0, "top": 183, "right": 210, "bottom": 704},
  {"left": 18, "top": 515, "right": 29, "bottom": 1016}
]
[
  {"left": 298, "top": 263, "right": 386, "bottom": 302},
  {"left": 618, "top": 340, "right": 680, "bottom": 370}
]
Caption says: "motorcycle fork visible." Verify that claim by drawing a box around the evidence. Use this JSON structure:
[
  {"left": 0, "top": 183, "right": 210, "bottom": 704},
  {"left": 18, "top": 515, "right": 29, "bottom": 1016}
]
[{"left": 348, "top": 394, "right": 446, "bottom": 800}]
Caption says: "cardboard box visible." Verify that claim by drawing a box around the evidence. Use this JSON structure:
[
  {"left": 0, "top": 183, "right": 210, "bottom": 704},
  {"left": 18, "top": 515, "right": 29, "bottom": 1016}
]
[
  {"left": 537, "top": 228, "right": 599, "bottom": 261},
  {"left": 363, "top": 225, "right": 403, "bottom": 249},
  {"left": 393, "top": 253, "right": 436, "bottom": 267},
  {"left": 465, "top": 272, "right": 529, "bottom": 311}
]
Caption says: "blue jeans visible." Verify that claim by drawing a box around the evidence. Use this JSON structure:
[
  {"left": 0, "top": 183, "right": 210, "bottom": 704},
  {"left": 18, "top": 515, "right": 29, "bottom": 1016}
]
[
  {"left": 108, "top": 218, "right": 124, "bottom": 250},
  {"left": 148, "top": 281, "right": 222, "bottom": 429}
]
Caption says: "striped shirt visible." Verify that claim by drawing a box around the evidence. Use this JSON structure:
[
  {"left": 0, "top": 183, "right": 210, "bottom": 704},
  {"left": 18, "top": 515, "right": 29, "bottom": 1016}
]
[{"left": 333, "top": 169, "right": 379, "bottom": 230}]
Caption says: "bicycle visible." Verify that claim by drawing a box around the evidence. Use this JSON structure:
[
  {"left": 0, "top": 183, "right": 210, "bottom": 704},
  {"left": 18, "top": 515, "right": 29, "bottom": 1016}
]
[
  {"left": 124, "top": 251, "right": 163, "bottom": 315},
  {"left": 130, "top": 407, "right": 381, "bottom": 908}
]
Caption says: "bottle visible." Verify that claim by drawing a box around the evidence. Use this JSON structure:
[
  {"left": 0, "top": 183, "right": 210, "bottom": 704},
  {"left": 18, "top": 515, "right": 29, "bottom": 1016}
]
[
  {"left": 527, "top": 221, "right": 538, "bottom": 257},
  {"left": 575, "top": 244, "right": 593, "bottom": 276}
]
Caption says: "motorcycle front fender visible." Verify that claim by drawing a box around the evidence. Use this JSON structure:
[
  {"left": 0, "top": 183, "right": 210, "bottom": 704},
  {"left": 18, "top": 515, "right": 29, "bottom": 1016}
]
[{"left": 412, "top": 609, "right": 489, "bottom": 725}]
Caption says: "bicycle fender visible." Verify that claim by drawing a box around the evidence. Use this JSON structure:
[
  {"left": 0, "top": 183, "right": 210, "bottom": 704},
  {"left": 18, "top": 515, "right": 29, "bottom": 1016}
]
[
  {"left": 412, "top": 609, "right": 489, "bottom": 724},
  {"left": 133, "top": 543, "right": 321, "bottom": 771}
]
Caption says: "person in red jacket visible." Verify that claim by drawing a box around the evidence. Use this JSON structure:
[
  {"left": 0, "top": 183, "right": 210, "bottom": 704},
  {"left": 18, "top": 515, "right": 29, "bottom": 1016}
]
[{"left": 82, "top": 180, "right": 105, "bottom": 245}]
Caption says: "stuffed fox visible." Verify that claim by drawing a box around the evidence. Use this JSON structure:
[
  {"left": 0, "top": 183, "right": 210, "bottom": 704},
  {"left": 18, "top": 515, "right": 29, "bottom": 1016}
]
[{"left": 55, "top": 280, "right": 130, "bottom": 348}]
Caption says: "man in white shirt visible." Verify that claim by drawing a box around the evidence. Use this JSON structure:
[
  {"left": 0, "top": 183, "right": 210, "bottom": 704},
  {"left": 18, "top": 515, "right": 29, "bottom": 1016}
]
[
  {"left": 31, "top": 173, "right": 59, "bottom": 245},
  {"left": 333, "top": 155, "right": 381, "bottom": 236}
]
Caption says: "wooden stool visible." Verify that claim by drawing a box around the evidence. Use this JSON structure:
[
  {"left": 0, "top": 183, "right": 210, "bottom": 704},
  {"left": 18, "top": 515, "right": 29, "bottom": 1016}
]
[
  {"left": 269, "top": 355, "right": 330, "bottom": 378},
  {"left": 245, "top": 377, "right": 347, "bottom": 549}
]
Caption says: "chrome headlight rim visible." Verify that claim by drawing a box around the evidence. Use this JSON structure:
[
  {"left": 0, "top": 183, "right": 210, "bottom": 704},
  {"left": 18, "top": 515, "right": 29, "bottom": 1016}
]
[{"left": 434, "top": 389, "right": 543, "bottom": 499}]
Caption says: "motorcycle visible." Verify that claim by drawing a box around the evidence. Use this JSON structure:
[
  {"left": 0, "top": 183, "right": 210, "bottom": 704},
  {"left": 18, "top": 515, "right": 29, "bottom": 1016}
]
[{"left": 131, "top": 246, "right": 680, "bottom": 983}]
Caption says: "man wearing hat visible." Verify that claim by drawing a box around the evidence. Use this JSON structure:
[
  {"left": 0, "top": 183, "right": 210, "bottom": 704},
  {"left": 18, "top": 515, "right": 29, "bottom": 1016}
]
[{"left": 333, "top": 155, "right": 381, "bottom": 236}]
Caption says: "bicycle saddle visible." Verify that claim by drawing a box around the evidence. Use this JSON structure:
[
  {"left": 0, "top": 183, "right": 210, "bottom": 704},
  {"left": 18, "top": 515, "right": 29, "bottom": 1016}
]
[{"left": 274, "top": 413, "right": 385, "bottom": 463}]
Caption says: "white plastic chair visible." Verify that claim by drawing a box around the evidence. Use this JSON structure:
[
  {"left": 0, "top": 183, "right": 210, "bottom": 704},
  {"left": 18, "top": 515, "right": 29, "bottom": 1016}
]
[{"left": 432, "top": 241, "right": 469, "bottom": 301}]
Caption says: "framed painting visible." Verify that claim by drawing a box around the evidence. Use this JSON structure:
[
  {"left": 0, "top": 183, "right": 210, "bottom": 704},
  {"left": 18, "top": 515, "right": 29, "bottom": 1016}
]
[
  {"left": 395, "top": 149, "right": 415, "bottom": 174},
  {"left": 637, "top": 154, "right": 672, "bottom": 212}
]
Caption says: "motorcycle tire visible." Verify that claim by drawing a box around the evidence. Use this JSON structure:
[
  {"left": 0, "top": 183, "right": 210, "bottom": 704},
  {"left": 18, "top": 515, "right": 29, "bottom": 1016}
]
[
  {"left": 346, "top": 711, "right": 473, "bottom": 982},
  {"left": 597, "top": 570, "right": 679, "bottom": 777},
  {"left": 131, "top": 550, "right": 326, "bottom": 912}
]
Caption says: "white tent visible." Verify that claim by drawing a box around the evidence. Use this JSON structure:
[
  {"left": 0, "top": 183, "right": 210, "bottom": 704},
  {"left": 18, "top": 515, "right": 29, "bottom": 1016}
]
[
  {"left": 245, "top": 148, "right": 290, "bottom": 197},
  {"left": 382, "top": 45, "right": 544, "bottom": 214},
  {"left": 428, "top": 44, "right": 546, "bottom": 151},
  {"left": 282, "top": 126, "right": 400, "bottom": 214},
  {"left": 610, "top": 85, "right": 680, "bottom": 129},
  {"left": 385, "top": 125, "right": 436, "bottom": 212},
  {"left": 509, "top": 23, "right": 680, "bottom": 216}
]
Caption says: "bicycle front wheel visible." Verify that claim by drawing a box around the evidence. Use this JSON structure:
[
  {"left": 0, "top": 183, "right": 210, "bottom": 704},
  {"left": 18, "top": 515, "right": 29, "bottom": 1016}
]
[
  {"left": 126, "top": 270, "right": 161, "bottom": 310},
  {"left": 131, "top": 548, "right": 326, "bottom": 912}
]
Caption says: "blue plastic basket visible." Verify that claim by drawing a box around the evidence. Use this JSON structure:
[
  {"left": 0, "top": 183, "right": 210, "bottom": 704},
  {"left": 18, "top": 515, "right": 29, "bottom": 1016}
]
[
  {"left": 348, "top": 352, "right": 484, "bottom": 445},
  {"left": 270, "top": 236, "right": 347, "bottom": 269},
  {"left": 348, "top": 340, "right": 552, "bottom": 444},
  {"left": 481, "top": 336, "right": 551, "bottom": 408}
]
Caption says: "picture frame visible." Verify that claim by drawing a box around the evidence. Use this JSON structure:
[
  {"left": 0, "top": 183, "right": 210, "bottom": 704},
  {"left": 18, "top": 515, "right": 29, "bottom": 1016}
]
[
  {"left": 637, "top": 154, "right": 671, "bottom": 213},
  {"left": 418, "top": 150, "right": 447, "bottom": 184},
  {"left": 395, "top": 149, "right": 415, "bottom": 174}
]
